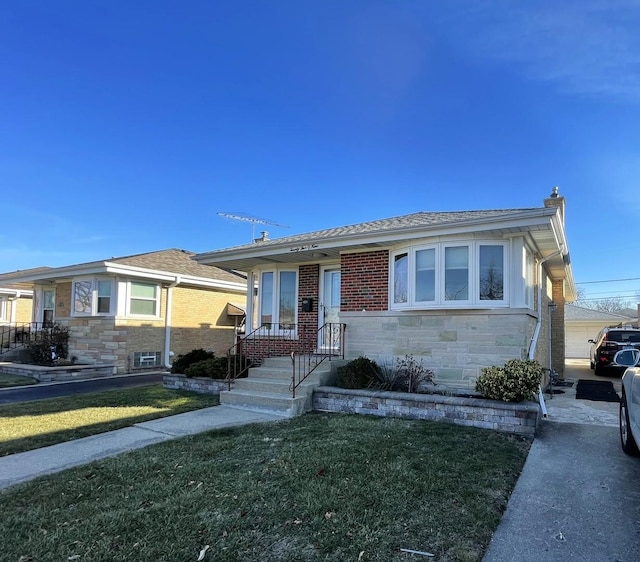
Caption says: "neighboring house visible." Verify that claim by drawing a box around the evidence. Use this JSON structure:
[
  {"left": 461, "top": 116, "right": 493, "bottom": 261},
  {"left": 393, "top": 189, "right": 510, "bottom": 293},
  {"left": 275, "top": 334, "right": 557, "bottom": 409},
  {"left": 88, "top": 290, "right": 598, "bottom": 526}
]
[
  {"left": 565, "top": 304, "right": 636, "bottom": 359},
  {"left": 195, "top": 189, "right": 575, "bottom": 386},
  {"left": 0, "top": 249, "right": 247, "bottom": 373},
  {"left": 0, "top": 285, "right": 33, "bottom": 325}
]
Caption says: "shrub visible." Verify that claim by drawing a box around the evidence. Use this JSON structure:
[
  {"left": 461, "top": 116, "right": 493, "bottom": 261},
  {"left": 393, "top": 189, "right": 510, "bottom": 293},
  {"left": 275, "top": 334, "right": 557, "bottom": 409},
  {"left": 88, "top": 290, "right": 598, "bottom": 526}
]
[
  {"left": 475, "top": 358, "right": 543, "bottom": 402},
  {"left": 336, "top": 356, "right": 380, "bottom": 389},
  {"left": 185, "top": 357, "right": 229, "bottom": 379},
  {"left": 26, "top": 324, "right": 70, "bottom": 366},
  {"left": 171, "top": 349, "right": 215, "bottom": 374},
  {"left": 375, "top": 355, "right": 434, "bottom": 393}
]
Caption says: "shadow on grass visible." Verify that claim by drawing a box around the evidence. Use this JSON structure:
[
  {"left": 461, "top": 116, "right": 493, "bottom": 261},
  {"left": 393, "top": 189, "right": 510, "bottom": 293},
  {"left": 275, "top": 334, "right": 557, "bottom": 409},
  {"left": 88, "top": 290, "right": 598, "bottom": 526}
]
[{"left": 0, "top": 386, "right": 219, "bottom": 456}]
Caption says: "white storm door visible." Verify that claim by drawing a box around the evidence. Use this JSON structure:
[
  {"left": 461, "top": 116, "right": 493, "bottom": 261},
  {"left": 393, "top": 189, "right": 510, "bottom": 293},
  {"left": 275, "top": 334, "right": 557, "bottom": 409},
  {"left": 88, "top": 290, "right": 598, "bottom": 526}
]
[{"left": 319, "top": 267, "right": 341, "bottom": 350}]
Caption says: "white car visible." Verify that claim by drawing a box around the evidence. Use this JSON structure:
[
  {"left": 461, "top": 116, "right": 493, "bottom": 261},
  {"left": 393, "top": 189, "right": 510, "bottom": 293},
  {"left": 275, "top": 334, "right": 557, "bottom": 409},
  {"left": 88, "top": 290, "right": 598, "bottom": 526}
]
[{"left": 614, "top": 348, "right": 640, "bottom": 456}]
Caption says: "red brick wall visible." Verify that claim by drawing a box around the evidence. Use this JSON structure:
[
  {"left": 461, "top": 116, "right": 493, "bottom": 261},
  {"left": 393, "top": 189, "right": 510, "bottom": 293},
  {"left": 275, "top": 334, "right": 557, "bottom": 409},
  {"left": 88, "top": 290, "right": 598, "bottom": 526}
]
[
  {"left": 341, "top": 250, "right": 389, "bottom": 312},
  {"left": 238, "top": 264, "right": 321, "bottom": 362},
  {"left": 298, "top": 264, "right": 320, "bottom": 343}
]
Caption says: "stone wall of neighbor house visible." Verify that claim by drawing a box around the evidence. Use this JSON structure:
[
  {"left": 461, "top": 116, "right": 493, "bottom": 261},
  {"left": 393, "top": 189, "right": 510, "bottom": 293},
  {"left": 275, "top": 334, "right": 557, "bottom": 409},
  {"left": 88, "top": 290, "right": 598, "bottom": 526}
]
[
  {"left": 56, "top": 316, "right": 129, "bottom": 371},
  {"left": 169, "top": 285, "right": 245, "bottom": 358},
  {"left": 341, "top": 309, "right": 537, "bottom": 387}
]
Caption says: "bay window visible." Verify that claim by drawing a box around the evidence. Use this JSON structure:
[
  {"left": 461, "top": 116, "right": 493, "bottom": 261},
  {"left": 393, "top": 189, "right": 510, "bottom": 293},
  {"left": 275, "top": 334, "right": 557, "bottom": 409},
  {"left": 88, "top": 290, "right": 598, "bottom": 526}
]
[{"left": 391, "top": 241, "right": 508, "bottom": 308}]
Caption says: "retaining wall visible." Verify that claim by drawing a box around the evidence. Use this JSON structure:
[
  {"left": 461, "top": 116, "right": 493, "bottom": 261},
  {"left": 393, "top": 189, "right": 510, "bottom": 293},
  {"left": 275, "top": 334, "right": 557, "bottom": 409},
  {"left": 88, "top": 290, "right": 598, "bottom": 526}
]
[{"left": 313, "top": 386, "right": 540, "bottom": 436}]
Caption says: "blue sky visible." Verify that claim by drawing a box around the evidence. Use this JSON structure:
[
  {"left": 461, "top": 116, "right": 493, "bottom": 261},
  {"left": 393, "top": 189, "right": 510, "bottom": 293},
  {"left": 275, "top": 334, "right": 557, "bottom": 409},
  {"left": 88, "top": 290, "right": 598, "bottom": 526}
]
[{"left": 1, "top": 1, "right": 639, "bottom": 305}]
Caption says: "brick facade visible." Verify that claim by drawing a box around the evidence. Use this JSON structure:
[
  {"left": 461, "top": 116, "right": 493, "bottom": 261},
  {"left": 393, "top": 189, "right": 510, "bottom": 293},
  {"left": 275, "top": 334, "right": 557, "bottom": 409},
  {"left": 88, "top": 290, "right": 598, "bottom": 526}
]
[{"left": 340, "top": 250, "right": 389, "bottom": 312}]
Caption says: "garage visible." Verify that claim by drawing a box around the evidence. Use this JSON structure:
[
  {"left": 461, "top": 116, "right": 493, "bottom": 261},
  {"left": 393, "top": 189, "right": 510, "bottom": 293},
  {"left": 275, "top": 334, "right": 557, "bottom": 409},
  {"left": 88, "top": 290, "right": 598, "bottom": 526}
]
[{"left": 565, "top": 305, "right": 634, "bottom": 359}]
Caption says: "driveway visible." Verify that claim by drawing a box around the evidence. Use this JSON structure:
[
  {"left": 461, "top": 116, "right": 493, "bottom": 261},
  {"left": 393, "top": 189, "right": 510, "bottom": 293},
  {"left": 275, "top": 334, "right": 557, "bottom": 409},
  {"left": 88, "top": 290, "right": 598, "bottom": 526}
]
[
  {"left": 0, "top": 372, "right": 164, "bottom": 404},
  {"left": 483, "top": 359, "right": 640, "bottom": 562}
]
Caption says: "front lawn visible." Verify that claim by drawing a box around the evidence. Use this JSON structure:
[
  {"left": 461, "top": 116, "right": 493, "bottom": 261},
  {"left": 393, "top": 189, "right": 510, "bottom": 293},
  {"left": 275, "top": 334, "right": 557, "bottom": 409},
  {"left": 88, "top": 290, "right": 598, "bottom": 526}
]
[
  {"left": 0, "top": 386, "right": 219, "bottom": 456},
  {"left": 0, "top": 373, "right": 38, "bottom": 388},
  {"left": 0, "top": 413, "right": 530, "bottom": 561}
]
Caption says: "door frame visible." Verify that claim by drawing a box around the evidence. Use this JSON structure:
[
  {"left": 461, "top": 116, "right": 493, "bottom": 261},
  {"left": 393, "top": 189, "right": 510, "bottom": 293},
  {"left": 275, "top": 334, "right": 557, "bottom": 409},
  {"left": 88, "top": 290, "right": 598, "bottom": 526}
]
[{"left": 318, "top": 264, "right": 341, "bottom": 349}]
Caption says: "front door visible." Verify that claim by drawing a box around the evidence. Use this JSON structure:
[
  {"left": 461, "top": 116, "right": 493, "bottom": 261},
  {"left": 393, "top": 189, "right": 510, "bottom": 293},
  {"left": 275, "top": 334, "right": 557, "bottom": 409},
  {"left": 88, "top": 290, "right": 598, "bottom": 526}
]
[{"left": 319, "top": 267, "right": 341, "bottom": 350}]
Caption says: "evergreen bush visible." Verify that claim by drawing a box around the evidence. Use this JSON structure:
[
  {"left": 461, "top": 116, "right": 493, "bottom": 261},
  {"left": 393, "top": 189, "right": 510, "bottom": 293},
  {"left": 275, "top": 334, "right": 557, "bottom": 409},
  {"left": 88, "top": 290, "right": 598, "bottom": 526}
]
[
  {"left": 184, "top": 357, "right": 228, "bottom": 379},
  {"left": 336, "top": 356, "right": 380, "bottom": 389},
  {"left": 170, "top": 349, "right": 215, "bottom": 374},
  {"left": 475, "top": 358, "right": 543, "bottom": 402}
]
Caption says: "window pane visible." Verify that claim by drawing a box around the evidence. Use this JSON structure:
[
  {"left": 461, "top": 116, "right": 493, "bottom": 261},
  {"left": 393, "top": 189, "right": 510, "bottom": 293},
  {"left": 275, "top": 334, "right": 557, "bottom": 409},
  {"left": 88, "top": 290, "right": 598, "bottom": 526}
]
[
  {"left": 260, "top": 272, "right": 274, "bottom": 325},
  {"left": 479, "top": 245, "right": 504, "bottom": 300},
  {"left": 131, "top": 283, "right": 156, "bottom": 299},
  {"left": 97, "top": 280, "right": 111, "bottom": 297},
  {"left": 279, "top": 271, "right": 296, "bottom": 326},
  {"left": 74, "top": 281, "right": 92, "bottom": 313},
  {"left": 415, "top": 248, "right": 435, "bottom": 302},
  {"left": 130, "top": 299, "right": 156, "bottom": 315},
  {"left": 445, "top": 247, "right": 468, "bottom": 301},
  {"left": 394, "top": 253, "right": 408, "bottom": 303},
  {"left": 97, "top": 280, "right": 111, "bottom": 313},
  {"left": 43, "top": 290, "right": 55, "bottom": 310}
]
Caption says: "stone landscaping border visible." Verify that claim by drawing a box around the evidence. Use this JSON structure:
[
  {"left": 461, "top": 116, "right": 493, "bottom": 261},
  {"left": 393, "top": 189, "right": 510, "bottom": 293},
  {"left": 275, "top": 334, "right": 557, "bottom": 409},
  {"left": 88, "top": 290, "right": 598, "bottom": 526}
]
[
  {"left": 0, "top": 362, "right": 116, "bottom": 382},
  {"left": 313, "top": 386, "right": 540, "bottom": 436},
  {"left": 163, "top": 373, "right": 228, "bottom": 394}
]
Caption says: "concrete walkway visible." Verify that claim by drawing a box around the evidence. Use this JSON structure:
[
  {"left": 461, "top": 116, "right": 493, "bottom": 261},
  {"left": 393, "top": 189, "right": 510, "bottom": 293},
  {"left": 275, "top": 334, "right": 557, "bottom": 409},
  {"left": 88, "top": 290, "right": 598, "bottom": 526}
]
[{"left": 0, "top": 405, "right": 283, "bottom": 490}]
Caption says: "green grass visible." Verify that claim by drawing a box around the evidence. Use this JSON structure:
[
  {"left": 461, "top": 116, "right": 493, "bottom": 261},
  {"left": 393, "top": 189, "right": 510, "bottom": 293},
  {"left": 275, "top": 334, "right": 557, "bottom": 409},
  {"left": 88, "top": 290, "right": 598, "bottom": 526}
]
[
  {"left": 0, "top": 413, "right": 530, "bottom": 562},
  {"left": 0, "top": 386, "right": 219, "bottom": 456},
  {"left": 0, "top": 373, "right": 38, "bottom": 388}
]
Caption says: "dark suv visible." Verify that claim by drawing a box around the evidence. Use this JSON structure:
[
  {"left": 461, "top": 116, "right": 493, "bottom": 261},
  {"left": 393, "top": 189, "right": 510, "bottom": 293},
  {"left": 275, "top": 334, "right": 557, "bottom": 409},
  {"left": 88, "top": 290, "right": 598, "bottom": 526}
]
[{"left": 589, "top": 325, "right": 640, "bottom": 375}]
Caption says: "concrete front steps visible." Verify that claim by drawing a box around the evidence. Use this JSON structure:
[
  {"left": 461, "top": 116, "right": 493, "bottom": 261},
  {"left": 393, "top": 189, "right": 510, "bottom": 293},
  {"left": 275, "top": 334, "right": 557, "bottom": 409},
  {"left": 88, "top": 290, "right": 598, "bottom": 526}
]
[{"left": 220, "top": 356, "right": 345, "bottom": 417}]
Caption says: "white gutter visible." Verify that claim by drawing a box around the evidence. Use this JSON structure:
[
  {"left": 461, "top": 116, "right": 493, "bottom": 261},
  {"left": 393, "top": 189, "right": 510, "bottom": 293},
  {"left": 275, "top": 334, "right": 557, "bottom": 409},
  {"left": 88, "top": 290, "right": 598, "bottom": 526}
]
[
  {"left": 529, "top": 248, "right": 564, "bottom": 416},
  {"left": 164, "top": 276, "right": 182, "bottom": 369}
]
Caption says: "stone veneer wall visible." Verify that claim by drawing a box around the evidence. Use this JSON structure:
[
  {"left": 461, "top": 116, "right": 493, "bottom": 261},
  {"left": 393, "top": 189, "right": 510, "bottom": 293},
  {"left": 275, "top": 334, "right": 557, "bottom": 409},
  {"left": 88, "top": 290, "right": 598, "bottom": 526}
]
[
  {"left": 163, "top": 373, "right": 227, "bottom": 394},
  {"left": 313, "top": 386, "right": 540, "bottom": 436},
  {"left": 342, "top": 309, "right": 537, "bottom": 387}
]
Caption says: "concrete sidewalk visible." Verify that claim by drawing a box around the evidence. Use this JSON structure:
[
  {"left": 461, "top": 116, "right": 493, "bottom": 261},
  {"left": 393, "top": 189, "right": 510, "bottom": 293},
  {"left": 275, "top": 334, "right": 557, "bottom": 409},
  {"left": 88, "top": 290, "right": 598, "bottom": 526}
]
[{"left": 0, "top": 405, "right": 283, "bottom": 490}]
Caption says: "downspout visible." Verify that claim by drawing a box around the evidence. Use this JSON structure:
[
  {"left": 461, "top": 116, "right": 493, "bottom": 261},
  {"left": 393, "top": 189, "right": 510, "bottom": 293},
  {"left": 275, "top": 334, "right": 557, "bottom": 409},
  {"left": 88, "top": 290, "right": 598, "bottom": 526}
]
[
  {"left": 164, "top": 276, "right": 182, "bottom": 369},
  {"left": 528, "top": 248, "right": 564, "bottom": 416},
  {"left": 9, "top": 291, "right": 21, "bottom": 324}
]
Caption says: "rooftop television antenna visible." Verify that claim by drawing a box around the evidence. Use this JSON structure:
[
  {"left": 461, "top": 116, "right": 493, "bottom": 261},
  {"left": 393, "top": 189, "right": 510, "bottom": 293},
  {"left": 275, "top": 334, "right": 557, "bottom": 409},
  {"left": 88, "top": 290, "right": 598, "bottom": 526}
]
[{"left": 217, "top": 212, "right": 289, "bottom": 242}]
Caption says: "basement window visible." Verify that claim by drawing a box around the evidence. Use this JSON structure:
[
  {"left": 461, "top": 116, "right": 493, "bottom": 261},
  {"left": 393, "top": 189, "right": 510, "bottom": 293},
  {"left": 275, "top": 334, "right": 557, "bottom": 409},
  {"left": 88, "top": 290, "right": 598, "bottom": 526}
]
[{"left": 133, "top": 351, "right": 162, "bottom": 368}]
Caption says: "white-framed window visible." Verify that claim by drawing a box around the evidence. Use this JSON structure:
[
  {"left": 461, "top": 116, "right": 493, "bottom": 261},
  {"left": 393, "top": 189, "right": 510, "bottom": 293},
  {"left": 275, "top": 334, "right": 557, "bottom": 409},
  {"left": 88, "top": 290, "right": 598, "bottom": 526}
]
[
  {"left": 72, "top": 279, "right": 113, "bottom": 316},
  {"left": 390, "top": 241, "right": 508, "bottom": 309},
  {"left": 0, "top": 296, "right": 7, "bottom": 322},
  {"left": 42, "top": 289, "right": 56, "bottom": 325},
  {"left": 126, "top": 281, "right": 160, "bottom": 316},
  {"left": 257, "top": 269, "right": 297, "bottom": 329}
]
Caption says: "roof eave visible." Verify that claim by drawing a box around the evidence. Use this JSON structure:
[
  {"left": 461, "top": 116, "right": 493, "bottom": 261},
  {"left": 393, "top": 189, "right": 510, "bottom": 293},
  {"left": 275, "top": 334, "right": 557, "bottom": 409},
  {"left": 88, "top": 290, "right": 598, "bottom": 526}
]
[{"left": 195, "top": 208, "right": 561, "bottom": 270}]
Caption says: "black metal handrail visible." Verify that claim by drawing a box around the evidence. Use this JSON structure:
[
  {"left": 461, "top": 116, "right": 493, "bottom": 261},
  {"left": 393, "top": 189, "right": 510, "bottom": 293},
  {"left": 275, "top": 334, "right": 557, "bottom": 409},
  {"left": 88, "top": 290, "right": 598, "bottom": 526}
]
[
  {"left": 291, "top": 322, "right": 346, "bottom": 398},
  {"left": 225, "top": 323, "right": 299, "bottom": 391},
  {"left": 0, "top": 322, "right": 50, "bottom": 355}
]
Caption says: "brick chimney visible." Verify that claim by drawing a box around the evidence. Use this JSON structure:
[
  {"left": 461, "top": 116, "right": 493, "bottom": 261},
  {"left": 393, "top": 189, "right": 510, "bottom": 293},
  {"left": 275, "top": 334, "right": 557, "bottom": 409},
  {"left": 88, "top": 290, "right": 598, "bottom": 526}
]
[{"left": 544, "top": 186, "right": 565, "bottom": 225}]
